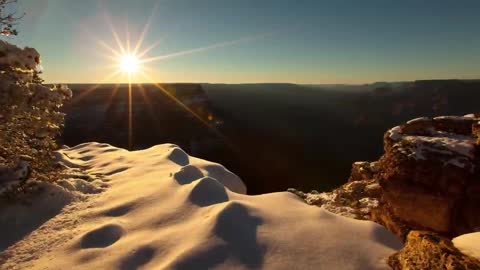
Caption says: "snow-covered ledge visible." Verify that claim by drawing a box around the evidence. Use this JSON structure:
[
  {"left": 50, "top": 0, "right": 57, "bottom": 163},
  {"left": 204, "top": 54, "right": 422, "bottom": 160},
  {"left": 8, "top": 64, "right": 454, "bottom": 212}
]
[{"left": 0, "top": 143, "right": 402, "bottom": 269}]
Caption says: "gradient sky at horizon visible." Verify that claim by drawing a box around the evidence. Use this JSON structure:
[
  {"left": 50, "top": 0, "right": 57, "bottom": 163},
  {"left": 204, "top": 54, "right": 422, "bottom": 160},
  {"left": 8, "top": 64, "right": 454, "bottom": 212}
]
[{"left": 6, "top": 0, "right": 480, "bottom": 84}]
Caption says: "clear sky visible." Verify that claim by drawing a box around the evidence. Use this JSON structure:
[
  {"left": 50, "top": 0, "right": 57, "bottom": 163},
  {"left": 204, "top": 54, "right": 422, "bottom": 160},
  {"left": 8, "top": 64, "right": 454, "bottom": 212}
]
[{"left": 7, "top": 0, "right": 480, "bottom": 84}]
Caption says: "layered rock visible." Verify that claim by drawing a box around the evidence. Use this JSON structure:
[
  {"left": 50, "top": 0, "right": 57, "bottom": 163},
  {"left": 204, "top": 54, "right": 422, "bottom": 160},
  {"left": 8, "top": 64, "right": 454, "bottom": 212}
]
[{"left": 379, "top": 115, "right": 480, "bottom": 237}]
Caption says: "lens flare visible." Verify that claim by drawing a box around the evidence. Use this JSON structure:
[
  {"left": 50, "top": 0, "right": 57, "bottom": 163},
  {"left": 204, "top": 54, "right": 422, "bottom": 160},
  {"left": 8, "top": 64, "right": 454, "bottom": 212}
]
[
  {"left": 84, "top": 2, "right": 271, "bottom": 149},
  {"left": 120, "top": 54, "right": 140, "bottom": 74}
]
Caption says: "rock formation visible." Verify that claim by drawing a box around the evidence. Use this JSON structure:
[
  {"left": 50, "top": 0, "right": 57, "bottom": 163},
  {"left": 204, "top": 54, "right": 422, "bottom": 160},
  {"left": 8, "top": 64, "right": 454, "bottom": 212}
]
[
  {"left": 292, "top": 114, "right": 480, "bottom": 238},
  {"left": 290, "top": 113, "right": 480, "bottom": 269},
  {"left": 378, "top": 115, "right": 480, "bottom": 238},
  {"left": 388, "top": 231, "right": 480, "bottom": 269}
]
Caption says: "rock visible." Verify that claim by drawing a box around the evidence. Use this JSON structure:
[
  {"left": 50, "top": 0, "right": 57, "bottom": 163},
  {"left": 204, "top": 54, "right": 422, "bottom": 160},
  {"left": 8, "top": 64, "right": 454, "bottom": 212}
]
[
  {"left": 296, "top": 113, "right": 480, "bottom": 239},
  {"left": 433, "top": 116, "right": 477, "bottom": 135},
  {"left": 289, "top": 178, "right": 380, "bottom": 220},
  {"left": 473, "top": 121, "right": 480, "bottom": 142},
  {"left": 348, "top": 161, "right": 380, "bottom": 182},
  {"left": 18, "top": 154, "right": 33, "bottom": 161},
  {"left": 371, "top": 204, "right": 411, "bottom": 240},
  {"left": 388, "top": 231, "right": 480, "bottom": 270},
  {"left": 376, "top": 114, "right": 480, "bottom": 237}
]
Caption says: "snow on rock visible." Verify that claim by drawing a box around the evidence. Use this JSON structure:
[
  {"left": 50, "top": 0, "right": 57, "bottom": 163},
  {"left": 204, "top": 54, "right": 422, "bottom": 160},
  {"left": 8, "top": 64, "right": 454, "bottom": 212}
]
[
  {"left": 453, "top": 233, "right": 480, "bottom": 261},
  {"left": 0, "top": 143, "right": 402, "bottom": 270},
  {"left": 293, "top": 114, "right": 480, "bottom": 242},
  {"left": 385, "top": 117, "right": 476, "bottom": 171},
  {"left": 289, "top": 178, "right": 381, "bottom": 221},
  {"left": 387, "top": 125, "right": 403, "bottom": 141},
  {"left": 289, "top": 160, "right": 383, "bottom": 223},
  {"left": 378, "top": 115, "right": 480, "bottom": 237}
]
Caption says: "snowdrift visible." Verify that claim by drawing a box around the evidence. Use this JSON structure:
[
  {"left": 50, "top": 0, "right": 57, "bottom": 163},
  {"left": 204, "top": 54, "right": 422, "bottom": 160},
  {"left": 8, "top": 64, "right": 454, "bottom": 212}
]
[{"left": 1, "top": 143, "right": 402, "bottom": 269}]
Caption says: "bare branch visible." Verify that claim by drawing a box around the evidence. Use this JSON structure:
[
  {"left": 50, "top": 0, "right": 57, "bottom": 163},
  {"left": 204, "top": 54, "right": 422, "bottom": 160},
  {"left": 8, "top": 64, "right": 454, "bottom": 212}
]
[{"left": 0, "top": 0, "right": 22, "bottom": 36}]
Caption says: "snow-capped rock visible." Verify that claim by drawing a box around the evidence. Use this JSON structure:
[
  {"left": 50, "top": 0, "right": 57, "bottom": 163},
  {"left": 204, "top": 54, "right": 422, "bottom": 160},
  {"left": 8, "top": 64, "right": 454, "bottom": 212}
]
[
  {"left": 379, "top": 115, "right": 480, "bottom": 236},
  {"left": 293, "top": 114, "right": 480, "bottom": 241}
]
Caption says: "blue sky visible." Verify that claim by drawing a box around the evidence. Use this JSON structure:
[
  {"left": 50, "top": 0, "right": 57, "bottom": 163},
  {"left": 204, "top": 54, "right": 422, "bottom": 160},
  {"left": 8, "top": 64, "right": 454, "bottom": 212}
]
[{"left": 9, "top": 0, "right": 480, "bottom": 83}]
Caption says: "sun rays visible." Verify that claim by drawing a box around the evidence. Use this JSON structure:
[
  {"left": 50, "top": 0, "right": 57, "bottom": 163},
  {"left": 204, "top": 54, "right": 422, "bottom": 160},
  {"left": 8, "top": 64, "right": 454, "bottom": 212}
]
[{"left": 75, "top": 3, "right": 271, "bottom": 150}]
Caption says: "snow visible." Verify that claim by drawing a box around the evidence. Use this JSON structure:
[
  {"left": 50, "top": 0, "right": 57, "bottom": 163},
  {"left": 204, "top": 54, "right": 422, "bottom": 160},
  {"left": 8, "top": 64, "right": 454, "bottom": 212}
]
[
  {"left": 386, "top": 117, "right": 477, "bottom": 171},
  {"left": 404, "top": 135, "right": 475, "bottom": 159},
  {"left": 406, "top": 117, "right": 430, "bottom": 124},
  {"left": 398, "top": 135, "right": 476, "bottom": 171},
  {"left": 387, "top": 126, "right": 403, "bottom": 141},
  {"left": 433, "top": 116, "right": 471, "bottom": 121},
  {"left": 0, "top": 168, "right": 106, "bottom": 252},
  {"left": 0, "top": 143, "right": 402, "bottom": 269},
  {"left": 452, "top": 232, "right": 480, "bottom": 261}
]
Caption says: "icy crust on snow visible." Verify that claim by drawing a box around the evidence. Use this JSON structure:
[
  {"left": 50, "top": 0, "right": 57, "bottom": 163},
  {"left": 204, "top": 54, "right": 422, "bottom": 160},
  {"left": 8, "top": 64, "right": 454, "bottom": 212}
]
[
  {"left": 0, "top": 143, "right": 402, "bottom": 270},
  {"left": 453, "top": 232, "right": 480, "bottom": 261}
]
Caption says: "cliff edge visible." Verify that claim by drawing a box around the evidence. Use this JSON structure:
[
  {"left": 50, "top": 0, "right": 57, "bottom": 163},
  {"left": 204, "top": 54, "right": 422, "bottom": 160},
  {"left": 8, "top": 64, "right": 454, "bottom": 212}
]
[{"left": 291, "top": 113, "right": 480, "bottom": 269}]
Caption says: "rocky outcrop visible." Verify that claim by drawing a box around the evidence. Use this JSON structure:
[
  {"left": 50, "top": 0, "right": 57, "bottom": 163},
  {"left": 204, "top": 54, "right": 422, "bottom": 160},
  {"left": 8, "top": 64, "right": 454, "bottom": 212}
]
[
  {"left": 291, "top": 114, "right": 480, "bottom": 239},
  {"left": 288, "top": 178, "right": 381, "bottom": 220},
  {"left": 379, "top": 115, "right": 480, "bottom": 237},
  {"left": 291, "top": 113, "right": 480, "bottom": 269},
  {"left": 388, "top": 231, "right": 480, "bottom": 270}
]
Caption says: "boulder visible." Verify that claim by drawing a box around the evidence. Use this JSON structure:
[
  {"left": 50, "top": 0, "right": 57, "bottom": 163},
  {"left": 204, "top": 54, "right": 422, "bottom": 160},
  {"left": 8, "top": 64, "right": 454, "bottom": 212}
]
[
  {"left": 293, "top": 114, "right": 480, "bottom": 239},
  {"left": 374, "top": 115, "right": 480, "bottom": 237},
  {"left": 388, "top": 231, "right": 480, "bottom": 270},
  {"left": 348, "top": 161, "right": 380, "bottom": 182}
]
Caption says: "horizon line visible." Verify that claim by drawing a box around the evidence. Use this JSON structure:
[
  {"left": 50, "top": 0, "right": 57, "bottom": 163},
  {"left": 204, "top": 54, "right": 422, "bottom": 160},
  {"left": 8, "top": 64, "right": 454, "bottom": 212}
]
[{"left": 44, "top": 78, "right": 480, "bottom": 86}]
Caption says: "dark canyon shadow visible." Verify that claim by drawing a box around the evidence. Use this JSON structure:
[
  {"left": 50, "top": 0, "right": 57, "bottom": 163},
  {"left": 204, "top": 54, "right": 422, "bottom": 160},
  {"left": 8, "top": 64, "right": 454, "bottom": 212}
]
[{"left": 61, "top": 80, "right": 480, "bottom": 194}]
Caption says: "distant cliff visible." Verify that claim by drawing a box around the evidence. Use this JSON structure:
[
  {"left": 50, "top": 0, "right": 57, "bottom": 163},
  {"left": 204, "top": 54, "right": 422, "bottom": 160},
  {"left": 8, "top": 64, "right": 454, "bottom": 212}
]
[{"left": 62, "top": 83, "right": 222, "bottom": 154}]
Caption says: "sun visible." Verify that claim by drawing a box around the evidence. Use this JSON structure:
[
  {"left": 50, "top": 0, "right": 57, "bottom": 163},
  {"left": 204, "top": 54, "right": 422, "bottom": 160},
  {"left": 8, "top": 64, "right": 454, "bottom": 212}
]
[
  {"left": 92, "top": 6, "right": 261, "bottom": 149},
  {"left": 119, "top": 54, "right": 140, "bottom": 74}
]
